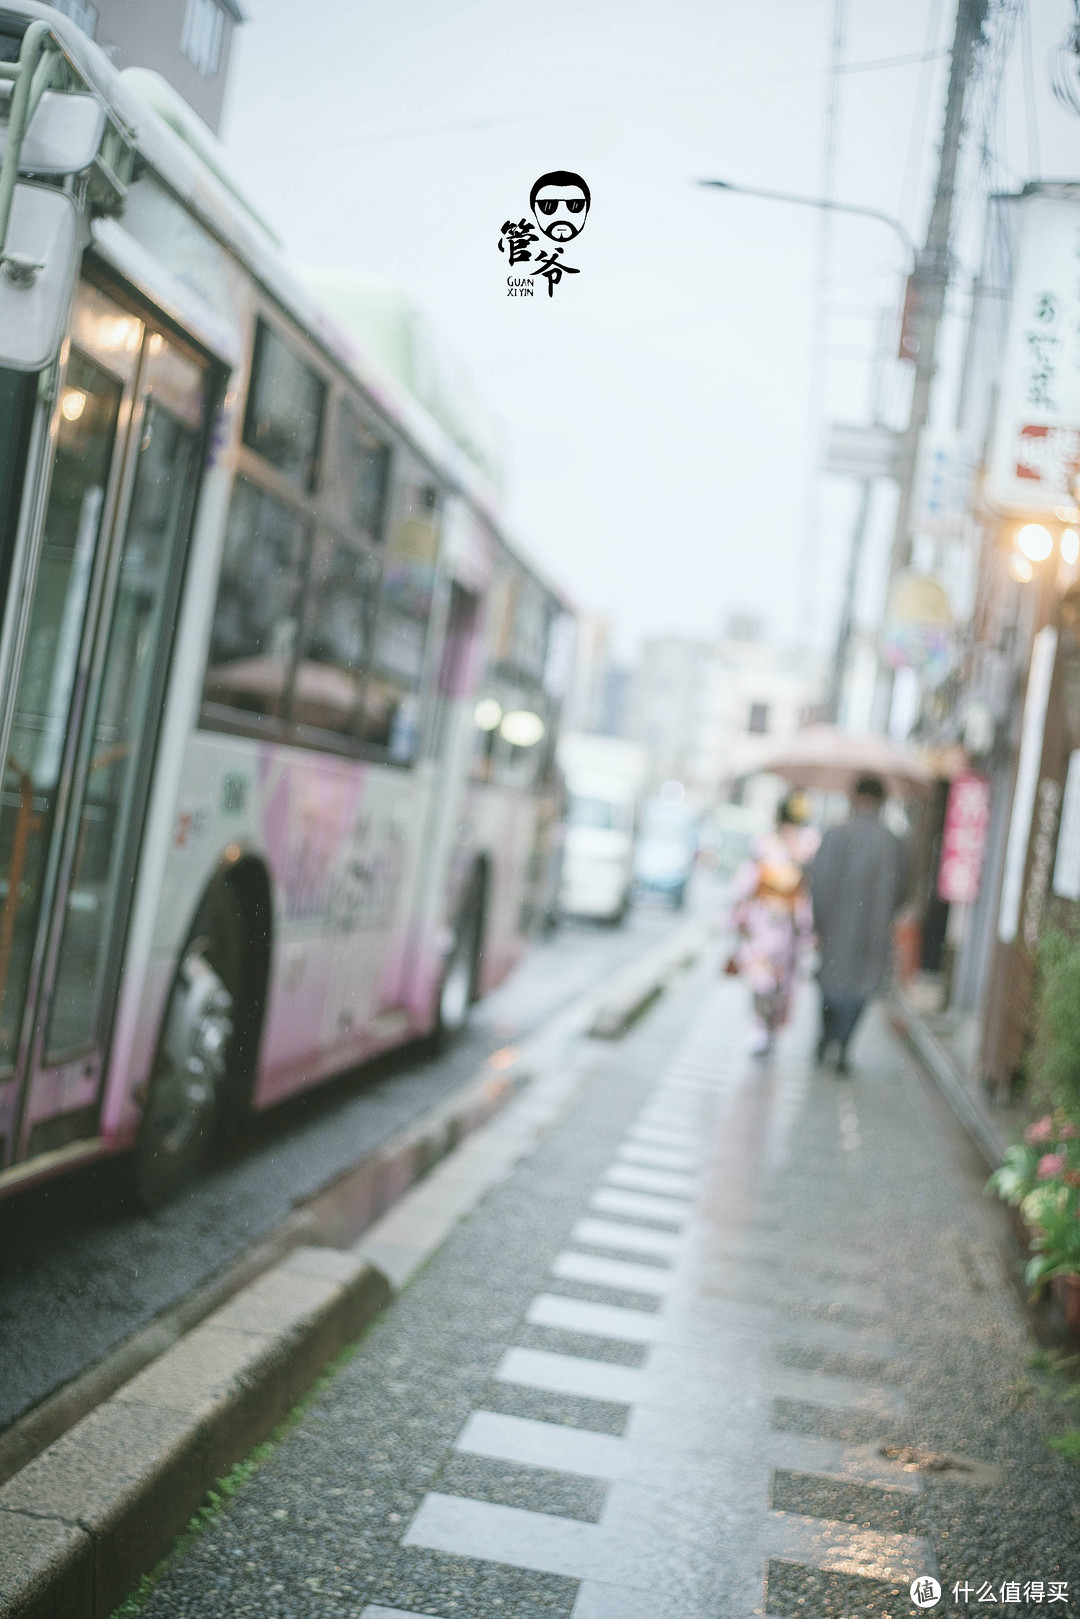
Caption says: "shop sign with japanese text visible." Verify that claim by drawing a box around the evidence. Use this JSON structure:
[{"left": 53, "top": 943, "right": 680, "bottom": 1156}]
[{"left": 986, "top": 190, "right": 1080, "bottom": 515}]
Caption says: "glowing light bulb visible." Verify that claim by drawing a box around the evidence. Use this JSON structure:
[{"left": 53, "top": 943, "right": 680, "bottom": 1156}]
[
  {"left": 1063, "top": 529, "right": 1080, "bottom": 566},
  {"left": 60, "top": 389, "right": 86, "bottom": 422},
  {"left": 1017, "top": 523, "right": 1053, "bottom": 561},
  {"left": 499, "top": 710, "right": 545, "bottom": 747},
  {"left": 474, "top": 698, "right": 502, "bottom": 731}
]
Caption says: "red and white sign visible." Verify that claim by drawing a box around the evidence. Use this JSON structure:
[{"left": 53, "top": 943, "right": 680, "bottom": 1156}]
[{"left": 938, "top": 771, "right": 991, "bottom": 905}]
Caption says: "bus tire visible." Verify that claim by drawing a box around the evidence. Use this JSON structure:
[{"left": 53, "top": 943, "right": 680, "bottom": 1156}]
[
  {"left": 133, "top": 887, "right": 243, "bottom": 1209},
  {"left": 436, "top": 871, "right": 484, "bottom": 1042}
]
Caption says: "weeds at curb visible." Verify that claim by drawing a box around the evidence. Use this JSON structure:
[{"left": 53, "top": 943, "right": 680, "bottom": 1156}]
[{"left": 107, "top": 1328, "right": 377, "bottom": 1617}]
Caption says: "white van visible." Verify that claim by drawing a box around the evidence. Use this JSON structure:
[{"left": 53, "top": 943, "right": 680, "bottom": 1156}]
[{"left": 557, "top": 735, "right": 648, "bottom": 923}]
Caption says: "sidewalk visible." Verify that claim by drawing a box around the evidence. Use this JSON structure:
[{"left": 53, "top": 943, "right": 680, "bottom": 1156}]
[
  {"left": 888, "top": 974, "right": 1043, "bottom": 1171},
  {"left": 129, "top": 961, "right": 1079, "bottom": 1618}
]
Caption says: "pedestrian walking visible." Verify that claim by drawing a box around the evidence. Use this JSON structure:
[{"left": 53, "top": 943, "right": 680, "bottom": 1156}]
[
  {"left": 809, "top": 773, "right": 906, "bottom": 1073},
  {"left": 730, "top": 792, "right": 817, "bottom": 1056}
]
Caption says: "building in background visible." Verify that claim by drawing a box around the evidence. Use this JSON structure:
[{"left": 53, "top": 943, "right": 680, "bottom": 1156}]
[
  {"left": 623, "top": 634, "right": 716, "bottom": 800},
  {"left": 563, "top": 612, "right": 628, "bottom": 738},
  {"left": 623, "top": 616, "right": 823, "bottom": 808},
  {"left": 53, "top": 0, "right": 243, "bottom": 131},
  {"left": 706, "top": 617, "right": 823, "bottom": 798}
]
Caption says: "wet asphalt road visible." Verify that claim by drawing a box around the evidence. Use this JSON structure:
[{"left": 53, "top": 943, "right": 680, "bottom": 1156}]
[
  {"left": 133, "top": 952, "right": 1080, "bottom": 1618},
  {"left": 0, "top": 906, "right": 681, "bottom": 1435}
]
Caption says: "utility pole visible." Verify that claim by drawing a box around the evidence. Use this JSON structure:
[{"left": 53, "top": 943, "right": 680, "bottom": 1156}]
[
  {"left": 825, "top": 308, "right": 893, "bottom": 723},
  {"left": 887, "top": 0, "right": 990, "bottom": 584}
]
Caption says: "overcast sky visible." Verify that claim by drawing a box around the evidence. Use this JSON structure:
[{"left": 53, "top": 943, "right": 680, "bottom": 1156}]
[{"left": 218, "top": 0, "right": 1080, "bottom": 657}]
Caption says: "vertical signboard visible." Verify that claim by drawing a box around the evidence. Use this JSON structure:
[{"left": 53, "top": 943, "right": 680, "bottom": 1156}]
[
  {"left": 1052, "top": 749, "right": 1080, "bottom": 901},
  {"left": 999, "top": 626, "right": 1058, "bottom": 942},
  {"left": 938, "top": 771, "right": 991, "bottom": 903},
  {"left": 985, "top": 190, "right": 1080, "bottom": 515}
]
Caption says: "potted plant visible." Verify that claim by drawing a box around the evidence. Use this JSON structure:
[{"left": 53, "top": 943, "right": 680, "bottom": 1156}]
[
  {"left": 990, "top": 1115, "right": 1080, "bottom": 1329},
  {"left": 988, "top": 922, "right": 1080, "bottom": 1333}
]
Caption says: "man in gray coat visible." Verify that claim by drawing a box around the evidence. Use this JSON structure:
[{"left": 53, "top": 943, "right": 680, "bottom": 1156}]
[{"left": 809, "top": 774, "right": 906, "bottom": 1073}]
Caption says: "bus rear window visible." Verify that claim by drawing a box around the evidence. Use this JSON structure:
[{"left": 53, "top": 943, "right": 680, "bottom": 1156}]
[
  {"left": 243, "top": 320, "right": 325, "bottom": 489},
  {"left": 337, "top": 399, "right": 390, "bottom": 540},
  {"left": 203, "top": 476, "right": 308, "bottom": 720}
]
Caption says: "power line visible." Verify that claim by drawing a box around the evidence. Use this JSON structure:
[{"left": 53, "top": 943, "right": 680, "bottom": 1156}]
[{"left": 316, "top": 48, "right": 947, "bottom": 154}]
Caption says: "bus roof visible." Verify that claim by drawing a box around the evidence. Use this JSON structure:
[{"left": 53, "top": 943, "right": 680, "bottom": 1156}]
[{"left": 0, "top": 1, "right": 572, "bottom": 611}]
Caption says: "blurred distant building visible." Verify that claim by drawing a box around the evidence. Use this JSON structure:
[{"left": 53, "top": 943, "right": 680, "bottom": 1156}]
[
  {"left": 624, "top": 636, "right": 716, "bottom": 799},
  {"left": 706, "top": 616, "right": 824, "bottom": 793},
  {"left": 53, "top": 0, "right": 243, "bottom": 131},
  {"left": 624, "top": 615, "right": 824, "bottom": 806},
  {"left": 563, "top": 613, "right": 628, "bottom": 737}
]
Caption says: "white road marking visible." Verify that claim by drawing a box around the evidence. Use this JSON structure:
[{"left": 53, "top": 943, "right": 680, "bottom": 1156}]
[
  {"left": 589, "top": 1186, "right": 691, "bottom": 1226},
  {"left": 527, "top": 1293, "right": 668, "bottom": 1343},
  {"left": 552, "top": 1250, "right": 675, "bottom": 1296},
  {"left": 616, "top": 1142, "right": 701, "bottom": 1171},
  {"left": 837, "top": 1093, "right": 861, "bottom": 1151},
  {"left": 571, "top": 1216, "right": 683, "bottom": 1259},
  {"left": 602, "top": 1162, "right": 698, "bottom": 1198}
]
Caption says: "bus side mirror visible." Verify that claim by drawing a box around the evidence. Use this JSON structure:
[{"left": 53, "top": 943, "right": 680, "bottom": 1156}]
[
  {"left": 0, "top": 89, "right": 107, "bottom": 175},
  {"left": 0, "top": 184, "right": 79, "bottom": 371}
]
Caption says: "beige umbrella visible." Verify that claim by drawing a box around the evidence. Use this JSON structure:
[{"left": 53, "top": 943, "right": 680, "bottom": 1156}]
[{"left": 758, "top": 724, "right": 932, "bottom": 796}]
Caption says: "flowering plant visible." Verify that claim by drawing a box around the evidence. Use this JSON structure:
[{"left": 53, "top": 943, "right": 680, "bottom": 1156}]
[{"left": 988, "top": 1111, "right": 1080, "bottom": 1295}]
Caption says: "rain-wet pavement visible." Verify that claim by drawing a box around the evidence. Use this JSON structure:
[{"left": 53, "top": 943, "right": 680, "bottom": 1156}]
[
  {"left": 0, "top": 908, "right": 678, "bottom": 1436},
  {"left": 133, "top": 950, "right": 1080, "bottom": 1618}
]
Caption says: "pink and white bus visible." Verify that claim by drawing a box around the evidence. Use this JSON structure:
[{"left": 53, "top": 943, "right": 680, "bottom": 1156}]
[{"left": 0, "top": 6, "right": 573, "bottom": 1204}]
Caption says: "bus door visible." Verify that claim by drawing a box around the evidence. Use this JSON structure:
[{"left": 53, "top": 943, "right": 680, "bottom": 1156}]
[{"left": 0, "top": 280, "right": 209, "bottom": 1172}]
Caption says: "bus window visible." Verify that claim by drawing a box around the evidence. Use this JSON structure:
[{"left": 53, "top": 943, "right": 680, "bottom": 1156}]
[
  {"left": 292, "top": 528, "right": 379, "bottom": 738},
  {"left": 0, "top": 367, "right": 33, "bottom": 627},
  {"left": 202, "top": 476, "right": 308, "bottom": 720},
  {"left": 242, "top": 320, "right": 325, "bottom": 490},
  {"left": 335, "top": 398, "right": 390, "bottom": 541},
  {"left": 46, "top": 343, "right": 206, "bottom": 1061},
  {"left": 0, "top": 354, "right": 121, "bottom": 1072},
  {"left": 511, "top": 573, "right": 550, "bottom": 681},
  {"left": 360, "top": 472, "right": 440, "bottom": 763}
]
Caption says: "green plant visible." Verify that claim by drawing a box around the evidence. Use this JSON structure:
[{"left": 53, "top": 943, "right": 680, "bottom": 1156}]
[
  {"left": 1031, "top": 923, "right": 1080, "bottom": 1120},
  {"left": 987, "top": 1113, "right": 1080, "bottom": 1297},
  {"left": 1048, "top": 1427, "right": 1080, "bottom": 1462},
  {"left": 1021, "top": 1182, "right": 1080, "bottom": 1293},
  {"left": 987, "top": 1142, "right": 1042, "bottom": 1206}
]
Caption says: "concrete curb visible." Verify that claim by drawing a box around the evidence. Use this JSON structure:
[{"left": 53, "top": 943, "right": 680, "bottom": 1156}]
[
  {"left": 0, "top": 1064, "right": 515, "bottom": 1497},
  {"left": 0, "top": 1250, "right": 392, "bottom": 1619},
  {"left": 588, "top": 920, "right": 704, "bottom": 1038},
  {"left": 0, "top": 920, "right": 702, "bottom": 1619},
  {"left": 889, "top": 992, "right": 1006, "bottom": 1170}
]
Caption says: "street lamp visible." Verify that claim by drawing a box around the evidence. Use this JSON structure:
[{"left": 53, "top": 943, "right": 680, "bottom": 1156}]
[{"left": 697, "top": 179, "right": 916, "bottom": 268}]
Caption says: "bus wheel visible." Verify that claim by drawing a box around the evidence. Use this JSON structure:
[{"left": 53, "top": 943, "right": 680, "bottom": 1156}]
[
  {"left": 133, "top": 933, "right": 235, "bottom": 1208},
  {"left": 437, "top": 877, "right": 483, "bottom": 1041}
]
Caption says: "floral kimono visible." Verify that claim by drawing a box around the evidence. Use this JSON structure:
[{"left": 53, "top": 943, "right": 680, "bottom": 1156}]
[{"left": 730, "top": 824, "right": 816, "bottom": 1054}]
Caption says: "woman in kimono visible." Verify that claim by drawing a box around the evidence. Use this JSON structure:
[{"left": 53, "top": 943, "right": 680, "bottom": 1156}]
[{"left": 730, "top": 792, "right": 817, "bottom": 1055}]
